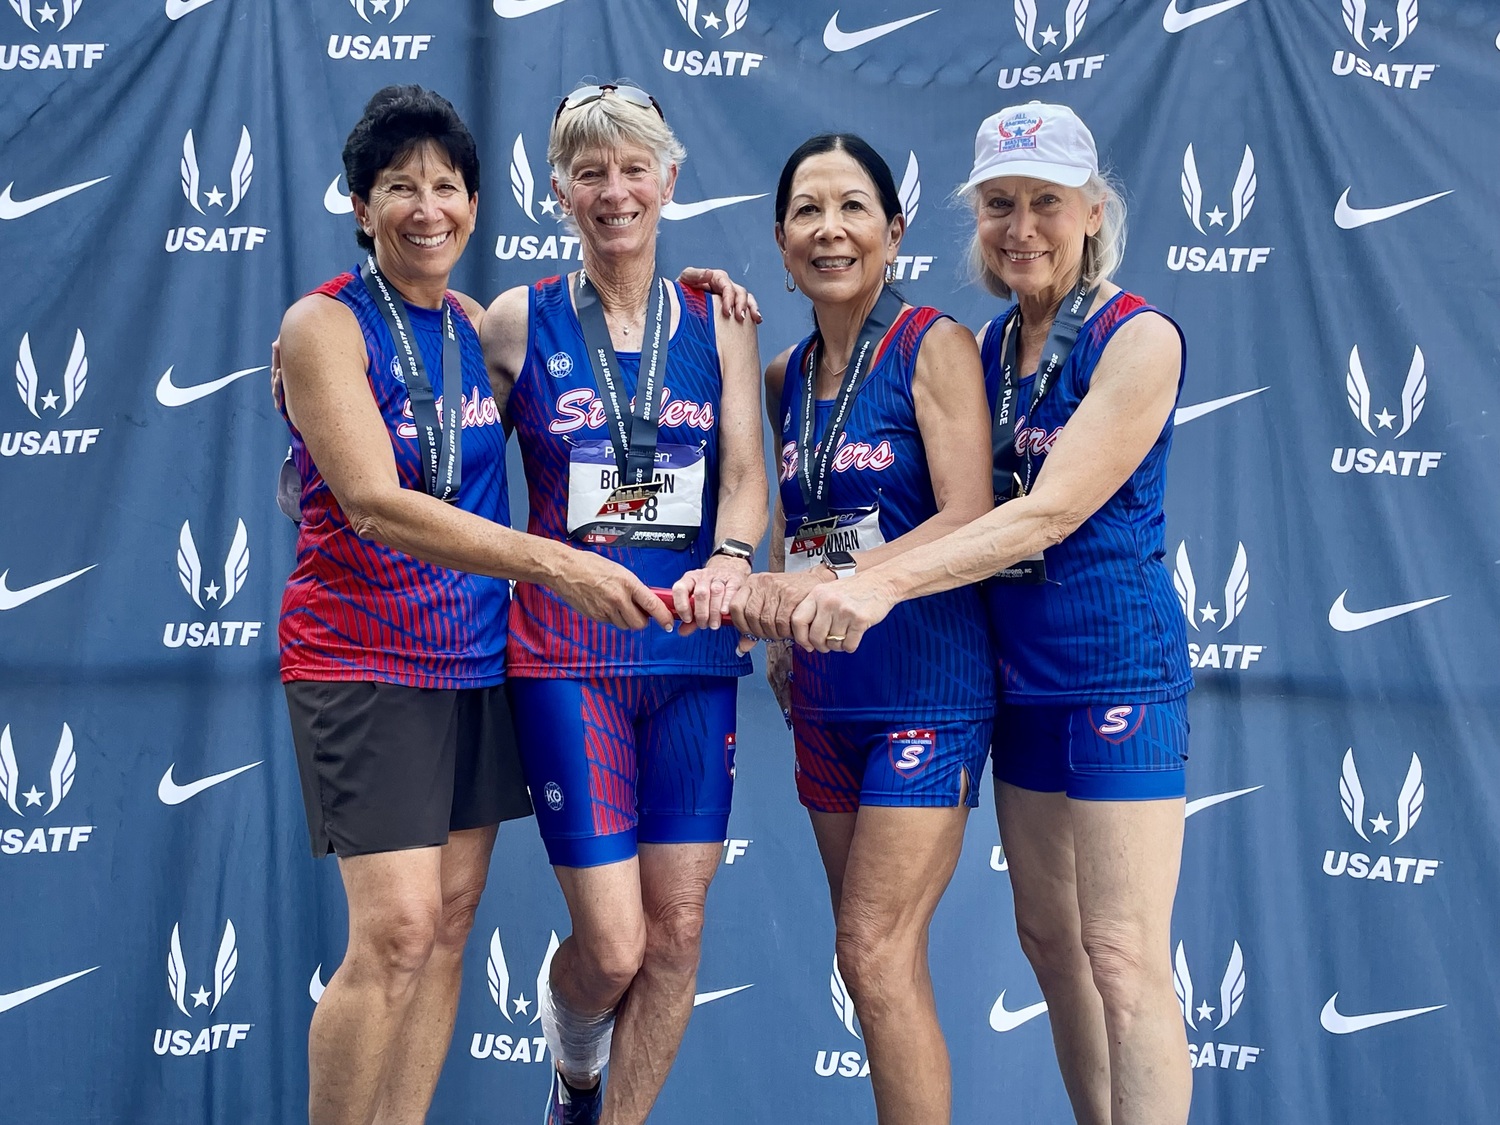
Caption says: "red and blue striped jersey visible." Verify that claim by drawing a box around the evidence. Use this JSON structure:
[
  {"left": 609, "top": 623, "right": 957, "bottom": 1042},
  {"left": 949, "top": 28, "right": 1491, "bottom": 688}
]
[
  {"left": 278, "top": 267, "right": 511, "bottom": 689},
  {"left": 980, "top": 291, "right": 1193, "bottom": 704},
  {"left": 506, "top": 276, "right": 749, "bottom": 679},
  {"left": 779, "top": 307, "right": 994, "bottom": 721}
]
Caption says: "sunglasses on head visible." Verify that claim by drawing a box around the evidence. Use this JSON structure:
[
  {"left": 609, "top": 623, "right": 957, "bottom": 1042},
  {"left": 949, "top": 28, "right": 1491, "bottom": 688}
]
[{"left": 554, "top": 83, "right": 665, "bottom": 124}]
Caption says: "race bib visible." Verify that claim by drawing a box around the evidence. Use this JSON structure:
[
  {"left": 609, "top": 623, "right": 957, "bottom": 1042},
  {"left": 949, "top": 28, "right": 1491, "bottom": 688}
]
[
  {"left": 566, "top": 440, "right": 705, "bottom": 549},
  {"left": 785, "top": 507, "right": 885, "bottom": 572}
]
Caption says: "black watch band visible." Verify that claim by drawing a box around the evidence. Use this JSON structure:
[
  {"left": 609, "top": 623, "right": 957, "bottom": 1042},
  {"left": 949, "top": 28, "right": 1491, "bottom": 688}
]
[{"left": 711, "top": 538, "right": 754, "bottom": 563}]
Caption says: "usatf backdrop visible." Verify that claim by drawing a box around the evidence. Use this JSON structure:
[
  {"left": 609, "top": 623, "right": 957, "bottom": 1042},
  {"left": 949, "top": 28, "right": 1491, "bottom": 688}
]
[{"left": 3, "top": 1, "right": 1499, "bottom": 1123}]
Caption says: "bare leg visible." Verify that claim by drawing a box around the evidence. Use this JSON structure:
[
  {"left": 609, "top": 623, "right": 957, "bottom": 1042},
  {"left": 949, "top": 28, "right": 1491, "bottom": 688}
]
[
  {"left": 996, "top": 783, "right": 1112, "bottom": 1124},
  {"left": 601, "top": 842, "right": 722, "bottom": 1125},
  {"left": 820, "top": 803, "right": 970, "bottom": 1125},
  {"left": 372, "top": 825, "right": 497, "bottom": 1125},
  {"left": 308, "top": 848, "right": 442, "bottom": 1125},
  {"left": 547, "top": 859, "right": 648, "bottom": 1085},
  {"left": 1072, "top": 798, "right": 1190, "bottom": 1125}
]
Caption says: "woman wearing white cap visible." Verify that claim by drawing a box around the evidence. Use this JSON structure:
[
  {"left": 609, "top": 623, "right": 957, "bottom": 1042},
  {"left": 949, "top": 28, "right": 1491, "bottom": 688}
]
[{"left": 792, "top": 102, "right": 1193, "bottom": 1125}]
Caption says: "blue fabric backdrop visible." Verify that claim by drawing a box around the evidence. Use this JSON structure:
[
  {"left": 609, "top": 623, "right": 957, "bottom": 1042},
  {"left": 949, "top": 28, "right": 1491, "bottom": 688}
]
[{"left": 3, "top": 1, "right": 1498, "bottom": 1122}]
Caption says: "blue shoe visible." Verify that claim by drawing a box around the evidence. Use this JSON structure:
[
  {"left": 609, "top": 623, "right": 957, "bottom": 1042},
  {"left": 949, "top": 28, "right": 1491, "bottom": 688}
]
[{"left": 544, "top": 1067, "right": 603, "bottom": 1125}]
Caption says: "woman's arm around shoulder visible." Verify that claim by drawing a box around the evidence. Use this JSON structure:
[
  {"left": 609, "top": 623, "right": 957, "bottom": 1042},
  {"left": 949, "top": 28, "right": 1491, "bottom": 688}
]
[{"left": 479, "top": 283, "right": 531, "bottom": 422}]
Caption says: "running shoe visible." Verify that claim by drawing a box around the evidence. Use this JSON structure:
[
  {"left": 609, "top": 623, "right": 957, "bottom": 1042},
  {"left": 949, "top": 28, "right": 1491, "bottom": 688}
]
[{"left": 543, "top": 1067, "right": 603, "bottom": 1125}]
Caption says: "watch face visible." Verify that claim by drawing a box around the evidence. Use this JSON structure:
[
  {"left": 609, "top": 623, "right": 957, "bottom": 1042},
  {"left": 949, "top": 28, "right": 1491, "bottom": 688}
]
[
  {"left": 823, "top": 550, "right": 856, "bottom": 570},
  {"left": 714, "top": 538, "right": 753, "bottom": 559}
]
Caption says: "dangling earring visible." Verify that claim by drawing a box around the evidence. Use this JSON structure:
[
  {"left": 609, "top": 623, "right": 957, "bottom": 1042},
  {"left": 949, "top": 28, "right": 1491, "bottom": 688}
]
[
  {"left": 784, "top": 269, "right": 797, "bottom": 293},
  {"left": 885, "top": 262, "right": 896, "bottom": 284}
]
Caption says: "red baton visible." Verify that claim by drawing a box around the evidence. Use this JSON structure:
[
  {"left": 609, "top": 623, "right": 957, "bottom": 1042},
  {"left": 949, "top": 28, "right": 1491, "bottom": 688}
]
[{"left": 650, "top": 587, "right": 732, "bottom": 621}]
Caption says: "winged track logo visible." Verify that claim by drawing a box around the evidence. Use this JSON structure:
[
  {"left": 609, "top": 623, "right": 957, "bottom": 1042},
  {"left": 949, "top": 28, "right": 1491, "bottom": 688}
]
[
  {"left": 1174, "top": 941, "right": 1261, "bottom": 1071},
  {"left": 1332, "top": 0, "right": 1435, "bottom": 90},
  {"left": 662, "top": 0, "right": 765, "bottom": 77},
  {"left": 1332, "top": 343, "right": 1443, "bottom": 477},
  {"left": 1167, "top": 144, "right": 1272, "bottom": 274},
  {"left": 4, "top": 330, "right": 101, "bottom": 458},
  {"left": 495, "top": 134, "right": 579, "bottom": 263},
  {"left": 998, "top": 0, "right": 1105, "bottom": 90},
  {"left": 1173, "top": 541, "right": 1263, "bottom": 671},
  {"left": 154, "top": 919, "right": 253, "bottom": 1055},
  {"left": 469, "top": 927, "right": 558, "bottom": 1062},
  {"left": 885, "top": 152, "right": 934, "bottom": 283},
  {"left": 1324, "top": 748, "right": 1440, "bottom": 885},
  {"left": 814, "top": 957, "right": 871, "bottom": 1078},
  {"left": 329, "top": 0, "right": 434, "bottom": 60},
  {"left": 163, "top": 520, "right": 264, "bottom": 649},
  {"left": 1, "top": 0, "right": 107, "bottom": 71},
  {"left": 167, "top": 127, "right": 270, "bottom": 253},
  {"left": 0, "top": 722, "right": 95, "bottom": 854}
]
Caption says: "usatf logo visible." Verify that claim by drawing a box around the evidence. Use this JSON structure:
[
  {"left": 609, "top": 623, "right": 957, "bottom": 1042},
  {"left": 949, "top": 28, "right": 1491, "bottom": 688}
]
[
  {"left": 4, "top": 331, "right": 101, "bottom": 458},
  {"left": 1173, "top": 941, "right": 1262, "bottom": 1071},
  {"left": 1332, "top": 344, "right": 1443, "bottom": 477},
  {"left": 889, "top": 152, "right": 933, "bottom": 282},
  {"left": 722, "top": 836, "right": 750, "bottom": 864},
  {"left": 663, "top": 0, "right": 764, "bottom": 76},
  {"left": 1323, "top": 748, "right": 1439, "bottom": 885},
  {"left": 815, "top": 957, "right": 870, "bottom": 1078},
  {"left": 495, "top": 134, "right": 581, "bottom": 263},
  {"left": 470, "top": 927, "right": 558, "bottom": 1062},
  {"left": 163, "top": 520, "right": 264, "bottom": 649},
  {"left": 999, "top": 0, "right": 1106, "bottom": 89},
  {"left": 1173, "top": 541, "right": 1264, "bottom": 671},
  {"left": 1332, "top": 0, "right": 1435, "bottom": 90},
  {"left": 166, "top": 127, "right": 270, "bottom": 253},
  {"left": 0, "top": 722, "right": 94, "bottom": 854},
  {"left": 1, "top": 0, "right": 107, "bottom": 71},
  {"left": 887, "top": 729, "right": 935, "bottom": 775},
  {"left": 153, "top": 919, "right": 253, "bottom": 1055},
  {"left": 328, "top": 0, "right": 433, "bottom": 60},
  {"left": 1167, "top": 145, "right": 1273, "bottom": 274}
]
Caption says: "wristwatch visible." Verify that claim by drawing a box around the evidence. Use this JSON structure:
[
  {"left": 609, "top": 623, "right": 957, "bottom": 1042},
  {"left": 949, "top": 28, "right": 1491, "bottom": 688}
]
[
  {"left": 711, "top": 538, "right": 755, "bottom": 564},
  {"left": 821, "top": 550, "right": 857, "bottom": 580}
]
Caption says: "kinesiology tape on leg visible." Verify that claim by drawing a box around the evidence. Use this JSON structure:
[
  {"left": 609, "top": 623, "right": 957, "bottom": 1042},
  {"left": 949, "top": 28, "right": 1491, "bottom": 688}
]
[{"left": 540, "top": 977, "right": 615, "bottom": 1080}]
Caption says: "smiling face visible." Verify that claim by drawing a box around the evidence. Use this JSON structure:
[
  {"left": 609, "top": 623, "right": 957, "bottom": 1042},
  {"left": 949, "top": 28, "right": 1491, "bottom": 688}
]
[
  {"left": 974, "top": 175, "right": 1102, "bottom": 301},
  {"left": 354, "top": 140, "right": 476, "bottom": 291},
  {"left": 555, "top": 142, "right": 676, "bottom": 264},
  {"left": 777, "top": 149, "right": 903, "bottom": 309}
]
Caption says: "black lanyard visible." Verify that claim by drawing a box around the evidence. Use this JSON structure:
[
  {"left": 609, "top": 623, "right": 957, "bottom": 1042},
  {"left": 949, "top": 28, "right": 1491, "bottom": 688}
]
[
  {"left": 992, "top": 280, "right": 1096, "bottom": 499},
  {"left": 574, "top": 271, "right": 670, "bottom": 487},
  {"left": 360, "top": 257, "right": 462, "bottom": 501},
  {"left": 796, "top": 286, "right": 904, "bottom": 524}
]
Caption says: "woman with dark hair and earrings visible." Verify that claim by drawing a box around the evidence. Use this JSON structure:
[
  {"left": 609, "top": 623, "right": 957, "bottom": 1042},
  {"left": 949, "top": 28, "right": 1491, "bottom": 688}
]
[{"left": 728, "top": 134, "right": 994, "bottom": 1125}]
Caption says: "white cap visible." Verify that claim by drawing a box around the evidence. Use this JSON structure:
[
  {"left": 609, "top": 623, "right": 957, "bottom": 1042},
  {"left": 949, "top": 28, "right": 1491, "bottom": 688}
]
[{"left": 962, "top": 101, "right": 1098, "bottom": 192}]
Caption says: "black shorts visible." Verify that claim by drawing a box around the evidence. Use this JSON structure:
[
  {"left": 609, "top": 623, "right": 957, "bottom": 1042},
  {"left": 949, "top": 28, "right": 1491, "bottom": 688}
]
[{"left": 285, "top": 680, "right": 532, "bottom": 858}]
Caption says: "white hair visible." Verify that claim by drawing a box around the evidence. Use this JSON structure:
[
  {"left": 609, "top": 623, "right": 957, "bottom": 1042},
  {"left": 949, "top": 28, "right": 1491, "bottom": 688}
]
[
  {"left": 961, "top": 171, "right": 1128, "bottom": 301},
  {"left": 548, "top": 89, "right": 686, "bottom": 195}
]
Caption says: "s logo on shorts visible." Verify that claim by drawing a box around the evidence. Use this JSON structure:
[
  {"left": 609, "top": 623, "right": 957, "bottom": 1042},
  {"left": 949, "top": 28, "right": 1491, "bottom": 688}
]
[
  {"left": 543, "top": 782, "right": 564, "bottom": 811},
  {"left": 1092, "top": 706, "right": 1145, "bottom": 743},
  {"left": 887, "top": 729, "right": 936, "bottom": 776}
]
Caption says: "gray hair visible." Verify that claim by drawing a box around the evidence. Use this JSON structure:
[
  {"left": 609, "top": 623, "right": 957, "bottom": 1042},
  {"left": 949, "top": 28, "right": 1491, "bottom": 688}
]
[
  {"left": 961, "top": 172, "right": 1128, "bottom": 301},
  {"left": 548, "top": 90, "right": 686, "bottom": 194}
]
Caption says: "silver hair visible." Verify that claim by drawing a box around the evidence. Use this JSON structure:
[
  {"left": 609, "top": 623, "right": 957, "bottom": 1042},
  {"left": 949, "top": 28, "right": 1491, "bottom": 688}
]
[
  {"left": 548, "top": 88, "right": 686, "bottom": 195},
  {"left": 961, "top": 172, "right": 1128, "bottom": 301}
]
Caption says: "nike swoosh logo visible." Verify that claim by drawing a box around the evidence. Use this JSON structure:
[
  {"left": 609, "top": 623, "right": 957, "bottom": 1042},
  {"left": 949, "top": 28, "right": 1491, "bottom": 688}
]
[
  {"left": 158, "top": 761, "right": 263, "bottom": 805},
  {"left": 1328, "top": 591, "right": 1450, "bottom": 633},
  {"left": 989, "top": 990, "right": 1048, "bottom": 1032},
  {"left": 661, "top": 194, "right": 767, "bottom": 221},
  {"left": 823, "top": 8, "right": 939, "bottom": 52},
  {"left": 1162, "top": 0, "right": 1252, "bottom": 33},
  {"left": 324, "top": 177, "right": 354, "bottom": 215},
  {"left": 492, "top": 0, "right": 569, "bottom": 16},
  {"left": 1320, "top": 993, "right": 1444, "bottom": 1034},
  {"left": 0, "top": 968, "right": 98, "bottom": 1015},
  {"left": 1184, "top": 785, "right": 1263, "bottom": 818},
  {"left": 1334, "top": 188, "right": 1453, "bottom": 230},
  {"left": 692, "top": 984, "right": 752, "bottom": 1006},
  {"left": 0, "top": 178, "right": 109, "bottom": 221},
  {"left": 0, "top": 565, "right": 96, "bottom": 611},
  {"left": 1175, "top": 387, "right": 1268, "bottom": 425},
  {"left": 155, "top": 365, "right": 268, "bottom": 407},
  {"left": 165, "top": 0, "right": 220, "bottom": 19}
]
